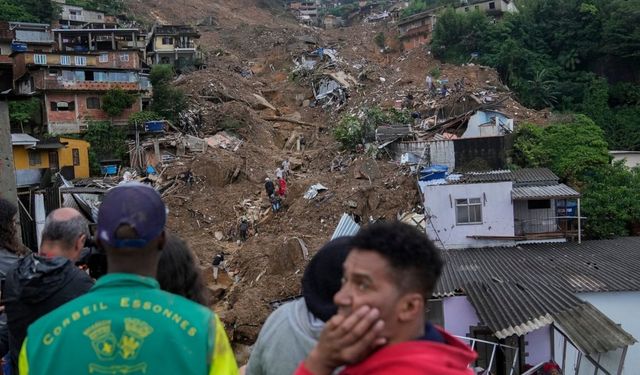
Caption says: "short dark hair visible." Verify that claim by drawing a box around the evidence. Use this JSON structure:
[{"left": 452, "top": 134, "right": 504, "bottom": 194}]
[
  {"left": 351, "top": 221, "right": 443, "bottom": 298},
  {"left": 41, "top": 212, "right": 89, "bottom": 251},
  {"left": 157, "top": 233, "right": 208, "bottom": 306}
]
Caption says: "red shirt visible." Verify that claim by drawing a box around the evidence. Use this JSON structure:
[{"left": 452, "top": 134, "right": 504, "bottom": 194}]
[
  {"left": 278, "top": 178, "right": 287, "bottom": 196},
  {"left": 294, "top": 326, "right": 477, "bottom": 375}
]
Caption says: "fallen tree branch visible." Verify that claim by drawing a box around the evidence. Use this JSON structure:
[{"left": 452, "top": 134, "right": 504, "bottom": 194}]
[{"left": 261, "top": 117, "right": 323, "bottom": 128}]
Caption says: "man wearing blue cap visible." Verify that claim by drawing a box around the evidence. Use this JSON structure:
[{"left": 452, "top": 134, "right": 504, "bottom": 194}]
[{"left": 18, "top": 183, "right": 238, "bottom": 375}]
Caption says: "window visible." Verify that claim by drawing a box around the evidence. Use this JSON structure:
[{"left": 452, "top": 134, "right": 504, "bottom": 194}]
[
  {"left": 60, "top": 55, "right": 71, "bottom": 65},
  {"left": 161, "top": 37, "right": 173, "bottom": 45},
  {"left": 50, "top": 101, "right": 75, "bottom": 111},
  {"left": 426, "top": 299, "right": 444, "bottom": 328},
  {"left": 28, "top": 150, "right": 41, "bottom": 166},
  {"left": 74, "top": 56, "right": 87, "bottom": 66},
  {"left": 456, "top": 198, "right": 482, "bottom": 224},
  {"left": 72, "top": 149, "right": 80, "bottom": 166},
  {"left": 34, "top": 54, "right": 47, "bottom": 64},
  {"left": 48, "top": 69, "right": 60, "bottom": 76},
  {"left": 528, "top": 200, "right": 551, "bottom": 210},
  {"left": 99, "top": 53, "right": 109, "bottom": 63},
  {"left": 464, "top": 6, "right": 469, "bottom": 12},
  {"left": 475, "top": 5, "right": 480, "bottom": 10},
  {"left": 86, "top": 97, "right": 100, "bottom": 109},
  {"left": 119, "top": 53, "right": 129, "bottom": 62},
  {"left": 489, "top": 2, "right": 496, "bottom": 9}
]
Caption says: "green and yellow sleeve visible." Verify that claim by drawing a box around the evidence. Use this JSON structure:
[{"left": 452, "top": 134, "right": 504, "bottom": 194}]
[
  {"left": 209, "top": 314, "right": 239, "bottom": 375},
  {"left": 18, "top": 338, "right": 30, "bottom": 375}
]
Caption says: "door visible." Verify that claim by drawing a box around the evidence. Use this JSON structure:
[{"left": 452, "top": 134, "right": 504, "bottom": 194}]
[{"left": 48, "top": 151, "right": 59, "bottom": 170}]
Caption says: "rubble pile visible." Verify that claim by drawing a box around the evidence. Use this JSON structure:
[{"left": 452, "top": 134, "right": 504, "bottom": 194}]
[{"left": 118, "top": 1, "right": 554, "bottom": 358}]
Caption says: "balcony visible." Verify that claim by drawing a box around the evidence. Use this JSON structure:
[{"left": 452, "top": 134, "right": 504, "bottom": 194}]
[{"left": 42, "top": 79, "right": 141, "bottom": 91}]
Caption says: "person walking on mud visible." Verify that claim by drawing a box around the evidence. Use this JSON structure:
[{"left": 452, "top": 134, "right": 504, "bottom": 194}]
[{"left": 265, "top": 177, "right": 275, "bottom": 197}]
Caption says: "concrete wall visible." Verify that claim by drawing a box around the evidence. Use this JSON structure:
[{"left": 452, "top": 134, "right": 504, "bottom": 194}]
[
  {"left": 576, "top": 292, "right": 640, "bottom": 374},
  {"left": 443, "top": 296, "right": 480, "bottom": 337},
  {"left": 610, "top": 152, "right": 640, "bottom": 168},
  {"left": 428, "top": 140, "right": 455, "bottom": 171},
  {"left": 422, "top": 180, "right": 515, "bottom": 249},
  {"left": 525, "top": 327, "right": 551, "bottom": 366}
]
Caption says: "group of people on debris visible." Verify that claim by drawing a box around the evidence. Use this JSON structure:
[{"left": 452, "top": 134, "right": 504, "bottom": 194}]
[
  {"left": 264, "top": 158, "right": 290, "bottom": 213},
  {"left": 3, "top": 178, "right": 500, "bottom": 375}
]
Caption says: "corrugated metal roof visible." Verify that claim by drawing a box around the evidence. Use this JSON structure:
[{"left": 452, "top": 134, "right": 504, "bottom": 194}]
[
  {"left": 512, "top": 168, "right": 558, "bottom": 185},
  {"left": 331, "top": 213, "right": 360, "bottom": 240},
  {"left": 10, "top": 133, "right": 39, "bottom": 146},
  {"left": 512, "top": 184, "right": 580, "bottom": 200},
  {"left": 462, "top": 170, "right": 513, "bottom": 183},
  {"left": 375, "top": 125, "right": 412, "bottom": 144},
  {"left": 435, "top": 238, "right": 640, "bottom": 353}
]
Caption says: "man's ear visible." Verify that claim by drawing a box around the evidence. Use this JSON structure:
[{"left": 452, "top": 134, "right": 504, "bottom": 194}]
[
  {"left": 397, "top": 293, "right": 424, "bottom": 322},
  {"left": 76, "top": 234, "right": 87, "bottom": 252}
]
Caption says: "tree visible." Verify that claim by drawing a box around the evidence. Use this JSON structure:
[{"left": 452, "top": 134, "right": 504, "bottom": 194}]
[
  {"left": 82, "top": 121, "right": 127, "bottom": 175},
  {"left": 17, "top": 0, "right": 57, "bottom": 23},
  {"left": 101, "top": 87, "right": 137, "bottom": 118},
  {"left": 150, "top": 65, "right": 187, "bottom": 124},
  {"left": 8, "top": 99, "right": 40, "bottom": 133},
  {"left": 0, "top": 0, "right": 37, "bottom": 22},
  {"left": 581, "top": 162, "right": 640, "bottom": 239}
]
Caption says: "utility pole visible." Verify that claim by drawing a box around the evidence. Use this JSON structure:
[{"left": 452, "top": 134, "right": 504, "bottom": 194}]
[{"left": 0, "top": 100, "right": 19, "bottom": 208}]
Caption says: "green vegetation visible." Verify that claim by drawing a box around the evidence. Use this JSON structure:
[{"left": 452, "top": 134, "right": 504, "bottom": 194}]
[
  {"left": 0, "top": 0, "right": 57, "bottom": 23},
  {"left": 334, "top": 107, "right": 411, "bottom": 150},
  {"left": 101, "top": 88, "right": 137, "bottom": 118},
  {"left": 82, "top": 121, "right": 127, "bottom": 174},
  {"left": 374, "top": 32, "right": 386, "bottom": 49},
  {"left": 128, "top": 111, "right": 162, "bottom": 127},
  {"left": 512, "top": 115, "right": 640, "bottom": 239},
  {"left": 431, "top": 0, "right": 640, "bottom": 150},
  {"left": 401, "top": 0, "right": 452, "bottom": 18},
  {"left": 149, "top": 65, "right": 187, "bottom": 124},
  {"left": 9, "top": 99, "right": 40, "bottom": 133}
]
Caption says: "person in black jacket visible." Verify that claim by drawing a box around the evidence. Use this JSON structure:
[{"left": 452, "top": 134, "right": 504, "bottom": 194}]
[
  {"left": 265, "top": 177, "right": 275, "bottom": 197},
  {"left": 1, "top": 208, "right": 94, "bottom": 374}
]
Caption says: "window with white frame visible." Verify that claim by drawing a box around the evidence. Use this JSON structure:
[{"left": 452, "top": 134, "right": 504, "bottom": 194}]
[
  {"left": 99, "top": 53, "right": 109, "bottom": 63},
  {"left": 34, "top": 54, "right": 47, "bottom": 64},
  {"left": 74, "top": 56, "right": 87, "bottom": 66},
  {"left": 60, "top": 55, "right": 71, "bottom": 65},
  {"left": 119, "top": 53, "right": 129, "bottom": 62},
  {"left": 456, "top": 198, "right": 482, "bottom": 224}
]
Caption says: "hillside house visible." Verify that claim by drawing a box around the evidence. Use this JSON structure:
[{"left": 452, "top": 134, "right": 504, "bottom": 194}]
[
  {"left": 11, "top": 133, "right": 90, "bottom": 186},
  {"left": 610, "top": 151, "right": 640, "bottom": 168},
  {"left": 420, "top": 168, "right": 580, "bottom": 249},
  {"left": 12, "top": 50, "right": 146, "bottom": 133},
  {"left": 146, "top": 24, "right": 201, "bottom": 71},
  {"left": 397, "top": 9, "right": 438, "bottom": 50},
  {"left": 455, "top": 0, "right": 518, "bottom": 16},
  {"left": 433, "top": 238, "right": 639, "bottom": 374}
]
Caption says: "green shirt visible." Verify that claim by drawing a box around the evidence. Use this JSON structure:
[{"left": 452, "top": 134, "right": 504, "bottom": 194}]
[{"left": 20, "top": 273, "right": 238, "bottom": 375}]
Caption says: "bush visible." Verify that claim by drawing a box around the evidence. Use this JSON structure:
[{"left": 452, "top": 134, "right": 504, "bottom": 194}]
[
  {"left": 150, "top": 65, "right": 187, "bottom": 124},
  {"left": 334, "top": 115, "right": 363, "bottom": 151},
  {"left": 102, "top": 87, "right": 137, "bottom": 118},
  {"left": 128, "top": 111, "right": 162, "bottom": 127},
  {"left": 82, "top": 121, "right": 127, "bottom": 175}
]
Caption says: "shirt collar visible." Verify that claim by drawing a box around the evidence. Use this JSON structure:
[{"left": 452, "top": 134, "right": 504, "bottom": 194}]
[{"left": 93, "top": 273, "right": 160, "bottom": 291}]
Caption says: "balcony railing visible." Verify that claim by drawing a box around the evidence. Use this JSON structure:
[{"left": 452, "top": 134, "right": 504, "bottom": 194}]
[{"left": 42, "top": 80, "right": 141, "bottom": 91}]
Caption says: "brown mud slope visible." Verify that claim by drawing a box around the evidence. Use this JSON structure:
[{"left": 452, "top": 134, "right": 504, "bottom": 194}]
[{"left": 129, "top": 0, "right": 548, "bottom": 361}]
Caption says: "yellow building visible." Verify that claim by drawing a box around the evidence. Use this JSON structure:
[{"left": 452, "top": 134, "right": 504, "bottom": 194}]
[{"left": 11, "top": 134, "right": 90, "bottom": 187}]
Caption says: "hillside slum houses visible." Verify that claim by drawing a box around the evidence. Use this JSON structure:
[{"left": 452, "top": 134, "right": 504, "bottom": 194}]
[{"left": 1, "top": 4, "right": 203, "bottom": 247}]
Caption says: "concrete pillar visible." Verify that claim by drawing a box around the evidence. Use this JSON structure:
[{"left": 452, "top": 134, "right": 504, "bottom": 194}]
[{"left": 0, "top": 101, "right": 19, "bottom": 208}]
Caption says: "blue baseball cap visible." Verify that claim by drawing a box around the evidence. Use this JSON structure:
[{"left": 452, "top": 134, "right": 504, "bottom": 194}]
[{"left": 97, "top": 183, "right": 166, "bottom": 248}]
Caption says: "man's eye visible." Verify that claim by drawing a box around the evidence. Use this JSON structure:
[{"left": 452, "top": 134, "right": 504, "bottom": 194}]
[
  {"left": 340, "top": 277, "right": 347, "bottom": 285},
  {"left": 357, "top": 282, "right": 369, "bottom": 291}
]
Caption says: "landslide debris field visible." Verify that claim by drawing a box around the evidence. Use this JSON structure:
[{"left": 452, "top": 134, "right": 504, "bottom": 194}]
[{"left": 129, "top": 0, "right": 547, "bottom": 360}]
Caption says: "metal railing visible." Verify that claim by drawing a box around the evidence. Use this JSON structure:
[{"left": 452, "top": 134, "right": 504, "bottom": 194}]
[{"left": 455, "top": 336, "right": 519, "bottom": 375}]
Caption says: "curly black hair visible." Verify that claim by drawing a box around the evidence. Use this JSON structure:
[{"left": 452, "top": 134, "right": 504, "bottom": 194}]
[
  {"left": 351, "top": 221, "right": 443, "bottom": 298},
  {"left": 0, "top": 197, "right": 23, "bottom": 254},
  {"left": 157, "top": 233, "right": 208, "bottom": 306}
]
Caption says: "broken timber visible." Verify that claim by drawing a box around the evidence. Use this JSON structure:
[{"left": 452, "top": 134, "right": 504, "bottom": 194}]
[{"left": 261, "top": 117, "right": 323, "bottom": 128}]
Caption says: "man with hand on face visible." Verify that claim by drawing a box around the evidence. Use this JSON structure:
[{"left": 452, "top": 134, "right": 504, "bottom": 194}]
[{"left": 295, "top": 221, "right": 477, "bottom": 375}]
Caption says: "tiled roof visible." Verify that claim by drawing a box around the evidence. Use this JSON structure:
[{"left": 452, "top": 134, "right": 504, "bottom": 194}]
[
  {"left": 435, "top": 238, "right": 640, "bottom": 353},
  {"left": 511, "top": 184, "right": 580, "bottom": 200},
  {"left": 512, "top": 168, "right": 559, "bottom": 185}
]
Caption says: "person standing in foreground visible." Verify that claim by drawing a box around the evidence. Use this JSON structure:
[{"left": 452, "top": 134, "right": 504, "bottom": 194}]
[
  {"left": 246, "top": 237, "right": 352, "bottom": 375},
  {"left": 3, "top": 208, "right": 94, "bottom": 374},
  {"left": 19, "top": 184, "right": 238, "bottom": 375},
  {"left": 295, "top": 221, "right": 477, "bottom": 375}
]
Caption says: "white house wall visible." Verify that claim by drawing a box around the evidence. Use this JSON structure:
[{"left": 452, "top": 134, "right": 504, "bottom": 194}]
[
  {"left": 422, "top": 181, "right": 515, "bottom": 249},
  {"left": 462, "top": 111, "right": 513, "bottom": 138},
  {"left": 575, "top": 292, "right": 640, "bottom": 374}
]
